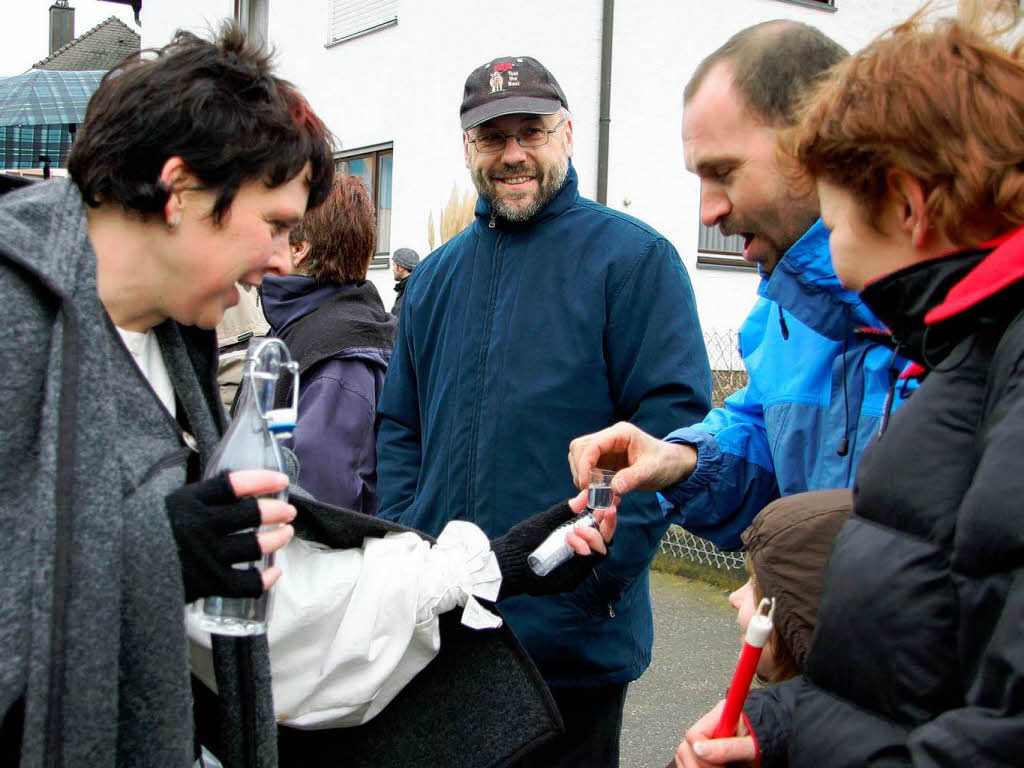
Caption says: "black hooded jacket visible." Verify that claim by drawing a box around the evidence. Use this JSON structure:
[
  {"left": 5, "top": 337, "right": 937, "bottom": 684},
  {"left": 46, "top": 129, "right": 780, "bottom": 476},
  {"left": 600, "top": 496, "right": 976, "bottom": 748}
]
[
  {"left": 744, "top": 226, "right": 1024, "bottom": 767},
  {"left": 390, "top": 275, "right": 409, "bottom": 317}
]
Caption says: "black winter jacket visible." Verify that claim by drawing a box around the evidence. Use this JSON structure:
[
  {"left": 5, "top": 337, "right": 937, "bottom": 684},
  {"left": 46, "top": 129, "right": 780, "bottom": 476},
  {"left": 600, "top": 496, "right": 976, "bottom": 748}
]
[{"left": 745, "top": 226, "right": 1024, "bottom": 767}]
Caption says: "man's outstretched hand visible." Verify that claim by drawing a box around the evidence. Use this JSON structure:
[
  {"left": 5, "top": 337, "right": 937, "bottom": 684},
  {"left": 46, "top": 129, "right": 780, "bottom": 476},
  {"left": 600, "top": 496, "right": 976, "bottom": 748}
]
[{"left": 568, "top": 422, "right": 698, "bottom": 495}]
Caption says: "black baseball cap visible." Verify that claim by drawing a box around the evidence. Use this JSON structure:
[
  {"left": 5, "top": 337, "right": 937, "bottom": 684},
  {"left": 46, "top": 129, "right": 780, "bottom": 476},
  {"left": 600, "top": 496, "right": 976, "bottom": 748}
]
[{"left": 460, "top": 56, "right": 569, "bottom": 131}]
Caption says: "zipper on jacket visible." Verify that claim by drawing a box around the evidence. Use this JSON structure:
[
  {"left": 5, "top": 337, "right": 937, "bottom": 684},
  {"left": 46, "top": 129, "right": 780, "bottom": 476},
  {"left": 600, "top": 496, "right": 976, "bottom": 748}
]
[
  {"left": 877, "top": 347, "right": 902, "bottom": 438},
  {"left": 593, "top": 571, "right": 617, "bottom": 618},
  {"left": 465, "top": 232, "right": 505, "bottom": 519},
  {"left": 47, "top": 299, "right": 81, "bottom": 768},
  {"left": 836, "top": 318, "right": 851, "bottom": 457},
  {"left": 488, "top": 213, "right": 496, "bottom": 229},
  {"left": 777, "top": 304, "right": 790, "bottom": 340}
]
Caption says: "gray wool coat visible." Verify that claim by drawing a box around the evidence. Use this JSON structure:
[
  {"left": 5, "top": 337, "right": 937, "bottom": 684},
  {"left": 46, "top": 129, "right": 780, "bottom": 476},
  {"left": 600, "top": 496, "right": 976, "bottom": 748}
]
[
  {"left": 0, "top": 179, "right": 563, "bottom": 768},
  {"left": 0, "top": 178, "right": 278, "bottom": 767}
]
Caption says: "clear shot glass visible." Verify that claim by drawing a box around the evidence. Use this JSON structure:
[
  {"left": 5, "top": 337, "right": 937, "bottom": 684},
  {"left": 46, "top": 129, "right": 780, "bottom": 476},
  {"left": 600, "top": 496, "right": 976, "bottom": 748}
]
[{"left": 527, "top": 468, "right": 614, "bottom": 577}]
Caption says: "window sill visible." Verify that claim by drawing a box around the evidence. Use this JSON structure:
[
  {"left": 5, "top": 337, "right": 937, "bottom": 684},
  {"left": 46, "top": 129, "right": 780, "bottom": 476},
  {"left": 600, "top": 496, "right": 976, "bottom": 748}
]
[
  {"left": 696, "top": 253, "right": 758, "bottom": 272},
  {"left": 325, "top": 18, "right": 398, "bottom": 48},
  {"left": 774, "top": 0, "right": 836, "bottom": 12}
]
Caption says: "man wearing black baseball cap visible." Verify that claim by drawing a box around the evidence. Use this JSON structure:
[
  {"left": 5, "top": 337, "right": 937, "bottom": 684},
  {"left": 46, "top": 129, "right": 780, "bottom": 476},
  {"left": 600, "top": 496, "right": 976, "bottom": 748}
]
[
  {"left": 459, "top": 56, "right": 571, "bottom": 224},
  {"left": 377, "top": 56, "right": 711, "bottom": 767}
]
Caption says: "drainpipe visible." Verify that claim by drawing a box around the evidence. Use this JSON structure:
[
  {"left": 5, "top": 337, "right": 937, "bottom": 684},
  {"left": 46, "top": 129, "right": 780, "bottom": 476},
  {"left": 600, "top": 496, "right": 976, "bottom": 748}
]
[{"left": 596, "top": 0, "right": 614, "bottom": 205}]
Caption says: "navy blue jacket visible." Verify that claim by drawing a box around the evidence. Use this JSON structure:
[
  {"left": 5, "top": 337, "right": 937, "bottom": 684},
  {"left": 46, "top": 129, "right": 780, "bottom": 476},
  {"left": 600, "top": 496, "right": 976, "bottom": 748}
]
[
  {"left": 659, "top": 221, "right": 907, "bottom": 549},
  {"left": 376, "top": 166, "right": 711, "bottom": 686},
  {"left": 263, "top": 276, "right": 395, "bottom": 514}
]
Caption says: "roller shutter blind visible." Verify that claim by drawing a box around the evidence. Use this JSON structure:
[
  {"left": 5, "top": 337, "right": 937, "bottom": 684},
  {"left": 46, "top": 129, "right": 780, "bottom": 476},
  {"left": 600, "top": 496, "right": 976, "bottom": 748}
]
[{"left": 328, "top": 0, "right": 398, "bottom": 44}]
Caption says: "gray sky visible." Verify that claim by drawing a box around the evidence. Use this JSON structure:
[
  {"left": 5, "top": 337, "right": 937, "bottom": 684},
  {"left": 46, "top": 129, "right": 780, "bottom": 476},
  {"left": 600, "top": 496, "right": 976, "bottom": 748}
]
[{"left": 1, "top": 0, "right": 139, "bottom": 78}]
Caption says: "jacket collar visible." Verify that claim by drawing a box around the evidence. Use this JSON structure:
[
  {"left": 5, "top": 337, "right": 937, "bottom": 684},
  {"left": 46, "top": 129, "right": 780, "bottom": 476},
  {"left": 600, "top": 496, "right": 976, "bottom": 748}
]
[
  {"left": 264, "top": 276, "right": 396, "bottom": 379},
  {"left": 261, "top": 274, "right": 341, "bottom": 333},
  {"left": 858, "top": 225, "right": 1024, "bottom": 366},
  {"left": 473, "top": 163, "right": 579, "bottom": 232},
  {"left": 925, "top": 226, "right": 1024, "bottom": 323},
  {"left": 760, "top": 219, "right": 880, "bottom": 340}
]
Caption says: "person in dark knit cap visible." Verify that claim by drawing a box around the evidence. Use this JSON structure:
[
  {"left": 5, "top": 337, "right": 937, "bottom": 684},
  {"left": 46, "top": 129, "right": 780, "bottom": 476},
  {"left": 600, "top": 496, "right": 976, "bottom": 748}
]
[{"left": 390, "top": 246, "right": 419, "bottom": 316}]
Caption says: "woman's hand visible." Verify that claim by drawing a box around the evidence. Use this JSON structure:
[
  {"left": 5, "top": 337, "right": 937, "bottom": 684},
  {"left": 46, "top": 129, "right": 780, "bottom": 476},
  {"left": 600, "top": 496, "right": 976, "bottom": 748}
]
[
  {"left": 165, "top": 469, "right": 296, "bottom": 602},
  {"left": 672, "top": 700, "right": 758, "bottom": 768},
  {"left": 489, "top": 491, "right": 618, "bottom": 600},
  {"left": 565, "top": 488, "right": 617, "bottom": 554}
]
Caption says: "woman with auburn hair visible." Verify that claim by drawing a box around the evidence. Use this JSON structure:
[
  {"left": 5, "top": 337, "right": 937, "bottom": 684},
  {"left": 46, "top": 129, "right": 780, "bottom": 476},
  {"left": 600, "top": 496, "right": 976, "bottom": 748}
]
[
  {"left": 261, "top": 175, "right": 396, "bottom": 512},
  {"left": 674, "top": 2, "right": 1024, "bottom": 766}
]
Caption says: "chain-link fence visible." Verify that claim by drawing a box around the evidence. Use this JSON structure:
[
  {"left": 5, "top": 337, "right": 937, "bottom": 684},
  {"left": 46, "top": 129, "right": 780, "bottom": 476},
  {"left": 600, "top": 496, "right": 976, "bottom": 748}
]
[
  {"left": 656, "top": 329, "right": 748, "bottom": 573},
  {"left": 703, "top": 328, "right": 747, "bottom": 408},
  {"left": 659, "top": 525, "right": 745, "bottom": 570}
]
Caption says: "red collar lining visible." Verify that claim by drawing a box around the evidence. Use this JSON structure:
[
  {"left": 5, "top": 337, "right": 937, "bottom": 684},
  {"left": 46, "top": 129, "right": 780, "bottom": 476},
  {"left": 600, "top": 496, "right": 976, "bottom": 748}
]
[
  {"left": 925, "top": 227, "right": 1024, "bottom": 325},
  {"left": 899, "top": 361, "right": 927, "bottom": 380}
]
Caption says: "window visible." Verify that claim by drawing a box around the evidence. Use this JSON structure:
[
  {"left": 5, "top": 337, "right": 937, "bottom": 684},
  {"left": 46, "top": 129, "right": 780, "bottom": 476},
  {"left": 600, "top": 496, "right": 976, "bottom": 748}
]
[
  {"left": 695, "top": 183, "right": 755, "bottom": 270},
  {"left": 327, "top": 0, "right": 398, "bottom": 46},
  {"left": 775, "top": 0, "right": 836, "bottom": 11},
  {"left": 697, "top": 222, "right": 755, "bottom": 270},
  {"left": 336, "top": 143, "right": 393, "bottom": 267},
  {"left": 0, "top": 125, "right": 75, "bottom": 170}
]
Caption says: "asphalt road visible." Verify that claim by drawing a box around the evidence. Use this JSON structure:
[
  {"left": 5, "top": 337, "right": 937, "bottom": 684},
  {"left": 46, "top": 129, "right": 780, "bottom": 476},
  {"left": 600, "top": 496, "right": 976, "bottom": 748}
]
[{"left": 620, "top": 570, "right": 740, "bottom": 768}]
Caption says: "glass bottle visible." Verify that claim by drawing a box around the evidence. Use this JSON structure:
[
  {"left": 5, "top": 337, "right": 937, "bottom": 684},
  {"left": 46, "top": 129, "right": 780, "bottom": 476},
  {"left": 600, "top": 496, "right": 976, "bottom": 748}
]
[
  {"left": 527, "top": 468, "right": 614, "bottom": 577},
  {"left": 193, "top": 337, "right": 298, "bottom": 636}
]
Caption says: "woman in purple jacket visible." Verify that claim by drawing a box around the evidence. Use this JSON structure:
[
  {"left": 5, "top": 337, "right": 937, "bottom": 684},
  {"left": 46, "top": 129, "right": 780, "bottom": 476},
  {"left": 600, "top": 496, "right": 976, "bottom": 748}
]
[{"left": 262, "top": 175, "right": 396, "bottom": 512}]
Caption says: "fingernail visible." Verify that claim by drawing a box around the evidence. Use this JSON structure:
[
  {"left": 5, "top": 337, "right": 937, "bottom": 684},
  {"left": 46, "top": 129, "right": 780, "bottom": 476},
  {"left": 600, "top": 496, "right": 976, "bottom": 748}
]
[
  {"left": 614, "top": 477, "right": 626, "bottom": 493},
  {"left": 693, "top": 742, "right": 709, "bottom": 757}
]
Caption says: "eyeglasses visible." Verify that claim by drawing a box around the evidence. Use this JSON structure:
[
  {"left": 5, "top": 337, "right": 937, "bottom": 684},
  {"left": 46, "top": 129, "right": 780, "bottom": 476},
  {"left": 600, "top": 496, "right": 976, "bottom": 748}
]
[{"left": 467, "top": 115, "right": 566, "bottom": 154}]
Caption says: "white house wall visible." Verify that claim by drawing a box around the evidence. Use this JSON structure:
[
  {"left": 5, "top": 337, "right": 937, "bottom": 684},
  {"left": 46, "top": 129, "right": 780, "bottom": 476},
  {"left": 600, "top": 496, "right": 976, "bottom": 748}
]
[
  {"left": 143, "top": 0, "right": 924, "bottom": 330},
  {"left": 143, "top": 0, "right": 234, "bottom": 46}
]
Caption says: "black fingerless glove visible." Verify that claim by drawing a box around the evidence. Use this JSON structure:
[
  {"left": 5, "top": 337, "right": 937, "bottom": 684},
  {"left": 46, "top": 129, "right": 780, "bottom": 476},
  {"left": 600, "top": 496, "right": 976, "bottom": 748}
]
[
  {"left": 490, "top": 501, "right": 609, "bottom": 600},
  {"left": 164, "top": 472, "right": 264, "bottom": 603}
]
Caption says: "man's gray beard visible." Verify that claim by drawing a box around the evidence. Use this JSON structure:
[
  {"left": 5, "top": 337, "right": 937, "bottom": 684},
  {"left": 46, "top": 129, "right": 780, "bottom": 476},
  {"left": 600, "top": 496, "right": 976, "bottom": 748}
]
[{"left": 473, "top": 152, "right": 570, "bottom": 223}]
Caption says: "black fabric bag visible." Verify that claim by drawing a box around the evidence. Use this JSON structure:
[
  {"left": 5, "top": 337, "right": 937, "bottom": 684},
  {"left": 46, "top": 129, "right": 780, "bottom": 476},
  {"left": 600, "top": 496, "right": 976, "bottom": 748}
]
[{"left": 196, "top": 494, "right": 563, "bottom": 768}]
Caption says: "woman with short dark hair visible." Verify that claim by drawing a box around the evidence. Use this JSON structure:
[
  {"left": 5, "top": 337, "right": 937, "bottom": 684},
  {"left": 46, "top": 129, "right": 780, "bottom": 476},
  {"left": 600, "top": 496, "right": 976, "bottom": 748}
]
[{"left": 0, "top": 24, "right": 333, "bottom": 767}]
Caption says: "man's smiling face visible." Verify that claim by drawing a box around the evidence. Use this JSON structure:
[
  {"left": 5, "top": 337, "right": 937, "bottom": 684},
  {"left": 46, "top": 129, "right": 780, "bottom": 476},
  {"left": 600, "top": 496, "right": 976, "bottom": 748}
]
[{"left": 464, "top": 111, "right": 572, "bottom": 223}]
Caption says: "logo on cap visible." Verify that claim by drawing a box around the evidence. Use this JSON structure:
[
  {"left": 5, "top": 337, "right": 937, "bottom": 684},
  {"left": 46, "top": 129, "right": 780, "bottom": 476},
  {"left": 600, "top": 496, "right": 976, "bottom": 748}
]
[{"left": 489, "top": 70, "right": 504, "bottom": 93}]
